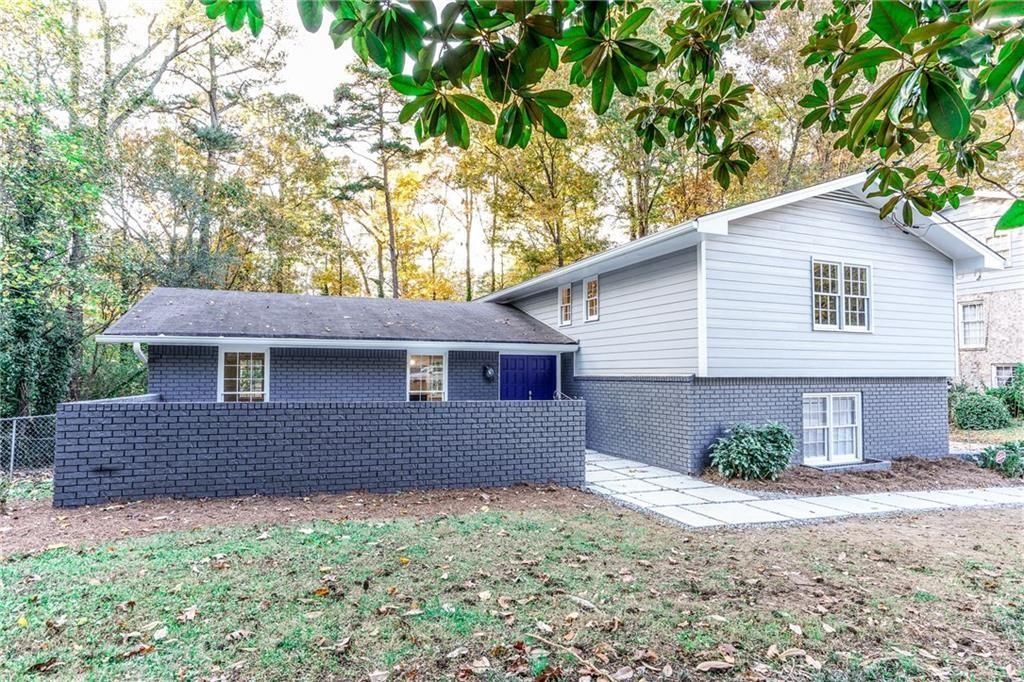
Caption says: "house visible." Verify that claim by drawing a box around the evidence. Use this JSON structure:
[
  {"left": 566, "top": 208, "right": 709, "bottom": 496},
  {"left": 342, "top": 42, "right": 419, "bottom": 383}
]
[
  {"left": 944, "top": 192, "right": 1024, "bottom": 388},
  {"left": 54, "top": 173, "right": 1002, "bottom": 507},
  {"left": 481, "top": 173, "right": 1003, "bottom": 473}
]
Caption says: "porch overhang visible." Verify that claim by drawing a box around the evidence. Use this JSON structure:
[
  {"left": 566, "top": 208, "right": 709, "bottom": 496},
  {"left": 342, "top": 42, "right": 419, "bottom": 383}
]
[{"left": 95, "top": 334, "right": 579, "bottom": 354}]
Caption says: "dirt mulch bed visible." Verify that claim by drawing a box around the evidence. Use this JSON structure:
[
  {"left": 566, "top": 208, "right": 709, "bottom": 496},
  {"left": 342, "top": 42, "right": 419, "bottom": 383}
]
[
  {"left": 0, "top": 484, "right": 602, "bottom": 557},
  {"left": 702, "top": 456, "right": 1022, "bottom": 496}
]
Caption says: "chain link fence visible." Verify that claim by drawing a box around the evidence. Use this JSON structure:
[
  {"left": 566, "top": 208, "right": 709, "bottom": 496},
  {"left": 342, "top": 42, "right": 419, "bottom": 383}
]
[{"left": 2, "top": 414, "right": 56, "bottom": 478}]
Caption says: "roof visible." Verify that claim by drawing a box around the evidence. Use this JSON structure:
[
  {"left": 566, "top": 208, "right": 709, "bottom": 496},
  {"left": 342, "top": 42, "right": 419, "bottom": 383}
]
[
  {"left": 479, "top": 173, "right": 1005, "bottom": 303},
  {"left": 97, "top": 288, "right": 578, "bottom": 351}
]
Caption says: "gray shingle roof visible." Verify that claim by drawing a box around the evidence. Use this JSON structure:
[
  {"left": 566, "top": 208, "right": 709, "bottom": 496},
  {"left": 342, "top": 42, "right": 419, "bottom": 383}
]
[{"left": 103, "top": 287, "right": 575, "bottom": 346}]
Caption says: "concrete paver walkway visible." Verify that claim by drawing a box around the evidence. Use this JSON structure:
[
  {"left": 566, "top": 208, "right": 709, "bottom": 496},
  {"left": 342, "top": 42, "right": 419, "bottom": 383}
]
[{"left": 586, "top": 451, "right": 1024, "bottom": 528}]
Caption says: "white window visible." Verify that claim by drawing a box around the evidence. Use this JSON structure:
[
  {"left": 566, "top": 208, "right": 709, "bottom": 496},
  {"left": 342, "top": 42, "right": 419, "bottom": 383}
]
[
  {"left": 558, "top": 284, "right": 572, "bottom": 326},
  {"left": 994, "top": 364, "right": 1016, "bottom": 387},
  {"left": 960, "top": 302, "right": 985, "bottom": 349},
  {"left": 802, "top": 393, "right": 862, "bottom": 465},
  {"left": 584, "top": 276, "right": 599, "bottom": 321},
  {"left": 812, "top": 260, "right": 871, "bottom": 332},
  {"left": 408, "top": 353, "right": 446, "bottom": 401},
  {"left": 219, "top": 349, "right": 268, "bottom": 402}
]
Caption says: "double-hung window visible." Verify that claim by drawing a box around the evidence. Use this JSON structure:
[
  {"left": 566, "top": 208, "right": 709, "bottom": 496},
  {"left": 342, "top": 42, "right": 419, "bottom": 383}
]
[
  {"left": 584, "top": 276, "right": 599, "bottom": 321},
  {"left": 220, "top": 349, "right": 268, "bottom": 402},
  {"left": 558, "top": 284, "right": 572, "bottom": 326},
  {"left": 993, "top": 364, "right": 1015, "bottom": 387},
  {"left": 802, "top": 393, "right": 862, "bottom": 465},
  {"left": 812, "top": 260, "right": 871, "bottom": 332},
  {"left": 408, "top": 353, "right": 446, "bottom": 401},
  {"left": 960, "top": 302, "right": 985, "bottom": 349}
]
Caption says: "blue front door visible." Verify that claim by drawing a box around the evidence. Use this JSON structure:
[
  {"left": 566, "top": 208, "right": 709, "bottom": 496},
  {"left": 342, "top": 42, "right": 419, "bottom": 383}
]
[{"left": 500, "top": 355, "right": 557, "bottom": 401}]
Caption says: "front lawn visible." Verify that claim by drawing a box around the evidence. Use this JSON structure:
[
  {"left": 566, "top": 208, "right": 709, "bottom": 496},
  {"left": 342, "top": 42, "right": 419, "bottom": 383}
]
[
  {"left": 3, "top": 495, "right": 1023, "bottom": 680},
  {"left": 951, "top": 419, "right": 1024, "bottom": 446}
]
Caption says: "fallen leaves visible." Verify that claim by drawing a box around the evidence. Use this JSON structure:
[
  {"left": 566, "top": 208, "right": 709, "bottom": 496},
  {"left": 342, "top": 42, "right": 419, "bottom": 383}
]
[
  {"left": 177, "top": 605, "right": 198, "bottom": 623},
  {"left": 695, "top": 660, "right": 733, "bottom": 672},
  {"left": 121, "top": 643, "right": 155, "bottom": 659}
]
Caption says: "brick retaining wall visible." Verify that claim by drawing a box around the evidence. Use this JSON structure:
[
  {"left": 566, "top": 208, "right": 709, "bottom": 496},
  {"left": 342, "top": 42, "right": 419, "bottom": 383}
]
[{"left": 53, "top": 399, "right": 585, "bottom": 507}]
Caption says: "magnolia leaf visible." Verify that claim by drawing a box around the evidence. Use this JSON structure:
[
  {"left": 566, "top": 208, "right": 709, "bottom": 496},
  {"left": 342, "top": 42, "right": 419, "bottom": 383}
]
[
  {"left": 615, "top": 7, "right": 653, "bottom": 40},
  {"left": 449, "top": 94, "right": 495, "bottom": 125},
  {"left": 297, "top": 0, "right": 323, "bottom": 33},
  {"left": 925, "top": 72, "right": 970, "bottom": 140},
  {"left": 867, "top": 0, "right": 916, "bottom": 52},
  {"left": 995, "top": 199, "right": 1024, "bottom": 230}
]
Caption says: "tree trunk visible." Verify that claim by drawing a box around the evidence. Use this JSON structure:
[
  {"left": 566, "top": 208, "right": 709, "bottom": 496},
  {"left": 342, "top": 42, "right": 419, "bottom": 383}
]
[
  {"left": 489, "top": 176, "right": 498, "bottom": 292},
  {"left": 377, "top": 97, "right": 400, "bottom": 298},
  {"left": 464, "top": 188, "right": 473, "bottom": 301},
  {"left": 375, "top": 241, "right": 385, "bottom": 298}
]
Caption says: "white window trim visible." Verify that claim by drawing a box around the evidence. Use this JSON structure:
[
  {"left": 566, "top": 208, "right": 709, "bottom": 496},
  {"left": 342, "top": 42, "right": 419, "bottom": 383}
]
[
  {"left": 406, "top": 350, "right": 448, "bottom": 402},
  {"left": 217, "top": 345, "right": 270, "bottom": 402},
  {"left": 810, "top": 258, "right": 873, "bottom": 333},
  {"left": 802, "top": 392, "right": 862, "bottom": 465},
  {"left": 558, "top": 284, "right": 572, "bottom": 327},
  {"left": 584, "top": 275, "right": 600, "bottom": 322},
  {"left": 959, "top": 300, "right": 986, "bottom": 350}
]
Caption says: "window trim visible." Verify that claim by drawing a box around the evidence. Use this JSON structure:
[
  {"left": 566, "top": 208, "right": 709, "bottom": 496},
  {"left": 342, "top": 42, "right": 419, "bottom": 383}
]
[
  {"left": 959, "top": 300, "right": 986, "bottom": 350},
  {"left": 810, "top": 258, "right": 873, "bottom": 333},
  {"left": 584, "top": 276, "right": 600, "bottom": 322},
  {"left": 802, "top": 392, "right": 863, "bottom": 465},
  {"left": 406, "top": 350, "right": 448, "bottom": 402},
  {"left": 558, "top": 284, "right": 572, "bottom": 327},
  {"left": 217, "top": 345, "right": 270, "bottom": 403}
]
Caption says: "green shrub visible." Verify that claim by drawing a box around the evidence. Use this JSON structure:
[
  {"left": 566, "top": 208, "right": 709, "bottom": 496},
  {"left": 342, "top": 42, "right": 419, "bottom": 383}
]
[
  {"left": 948, "top": 382, "right": 971, "bottom": 422},
  {"left": 709, "top": 422, "right": 794, "bottom": 481},
  {"left": 1002, "top": 364, "right": 1024, "bottom": 418},
  {"left": 954, "top": 392, "right": 1013, "bottom": 430},
  {"left": 977, "top": 441, "right": 1024, "bottom": 479}
]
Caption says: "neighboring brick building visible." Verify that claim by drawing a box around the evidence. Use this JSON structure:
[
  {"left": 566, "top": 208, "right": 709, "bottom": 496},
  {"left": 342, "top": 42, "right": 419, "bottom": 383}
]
[{"left": 946, "top": 194, "right": 1024, "bottom": 388}]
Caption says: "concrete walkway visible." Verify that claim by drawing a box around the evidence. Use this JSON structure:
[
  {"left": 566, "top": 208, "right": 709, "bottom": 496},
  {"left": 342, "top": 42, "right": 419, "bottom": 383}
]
[{"left": 586, "top": 451, "right": 1024, "bottom": 528}]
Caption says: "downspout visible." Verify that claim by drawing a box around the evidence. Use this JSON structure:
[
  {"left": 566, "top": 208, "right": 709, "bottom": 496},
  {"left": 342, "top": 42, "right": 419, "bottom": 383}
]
[{"left": 132, "top": 342, "right": 147, "bottom": 364}]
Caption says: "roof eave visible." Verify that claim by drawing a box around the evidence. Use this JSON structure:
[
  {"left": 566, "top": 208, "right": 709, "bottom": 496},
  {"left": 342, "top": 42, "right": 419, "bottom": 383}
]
[{"left": 95, "top": 334, "right": 579, "bottom": 354}]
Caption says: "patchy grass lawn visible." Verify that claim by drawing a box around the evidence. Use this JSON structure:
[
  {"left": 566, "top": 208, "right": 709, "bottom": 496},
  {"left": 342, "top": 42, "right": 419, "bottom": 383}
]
[
  {"left": 2, "top": 497, "right": 1024, "bottom": 680},
  {"left": 951, "top": 420, "right": 1024, "bottom": 446},
  {"left": 4, "top": 476, "right": 53, "bottom": 502}
]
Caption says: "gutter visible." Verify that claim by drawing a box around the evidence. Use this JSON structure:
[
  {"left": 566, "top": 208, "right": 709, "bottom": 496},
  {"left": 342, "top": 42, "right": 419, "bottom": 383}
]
[
  {"left": 98, "top": 335, "right": 579, "bottom": 354},
  {"left": 132, "top": 342, "right": 147, "bottom": 364}
]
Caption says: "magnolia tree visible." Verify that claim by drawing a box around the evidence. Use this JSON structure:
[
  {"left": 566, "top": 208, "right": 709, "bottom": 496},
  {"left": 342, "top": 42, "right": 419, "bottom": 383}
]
[{"left": 202, "top": 0, "right": 1024, "bottom": 229}]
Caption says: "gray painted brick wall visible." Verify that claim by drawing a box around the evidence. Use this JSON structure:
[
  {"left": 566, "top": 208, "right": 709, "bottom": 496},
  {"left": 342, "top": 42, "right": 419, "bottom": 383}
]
[
  {"left": 560, "top": 353, "right": 949, "bottom": 474},
  {"left": 53, "top": 399, "right": 586, "bottom": 507},
  {"left": 148, "top": 346, "right": 499, "bottom": 402},
  {"left": 271, "top": 348, "right": 406, "bottom": 401},
  {"left": 148, "top": 345, "right": 218, "bottom": 401},
  {"left": 448, "top": 351, "right": 499, "bottom": 400}
]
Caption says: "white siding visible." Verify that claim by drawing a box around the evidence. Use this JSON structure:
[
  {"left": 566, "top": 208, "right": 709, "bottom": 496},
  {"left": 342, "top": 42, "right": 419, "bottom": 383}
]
[
  {"left": 514, "top": 249, "right": 699, "bottom": 375},
  {"left": 705, "top": 194, "right": 956, "bottom": 377},
  {"left": 945, "top": 196, "right": 1024, "bottom": 295}
]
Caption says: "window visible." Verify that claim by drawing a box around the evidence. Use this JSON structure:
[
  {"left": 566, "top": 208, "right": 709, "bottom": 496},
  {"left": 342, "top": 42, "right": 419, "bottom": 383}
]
[
  {"left": 220, "top": 350, "right": 267, "bottom": 402},
  {"left": 994, "top": 365, "right": 1016, "bottom": 387},
  {"left": 558, "top": 284, "right": 572, "bottom": 326},
  {"left": 812, "top": 260, "right": 871, "bottom": 331},
  {"left": 584, "top": 276, "right": 599, "bottom": 321},
  {"left": 802, "top": 393, "right": 862, "bottom": 465},
  {"left": 408, "top": 353, "right": 446, "bottom": 401},
  {"left": 960, "top": 302, "right": 985, "bottom": 349}
]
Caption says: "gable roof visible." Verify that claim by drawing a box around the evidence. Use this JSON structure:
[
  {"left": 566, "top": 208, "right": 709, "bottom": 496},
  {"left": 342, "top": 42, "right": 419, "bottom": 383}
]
[
  {"left": 97, "top": 287, "right": 578, "bottom": 351},
  {"left": 479, "top": 173, "right": 1005, "bottom": 304}
]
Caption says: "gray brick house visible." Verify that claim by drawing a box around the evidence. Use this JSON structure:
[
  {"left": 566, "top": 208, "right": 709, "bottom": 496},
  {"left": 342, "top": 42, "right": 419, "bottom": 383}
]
[{"left": 55, "top": 173, "right": 1003, "bottom": 507}]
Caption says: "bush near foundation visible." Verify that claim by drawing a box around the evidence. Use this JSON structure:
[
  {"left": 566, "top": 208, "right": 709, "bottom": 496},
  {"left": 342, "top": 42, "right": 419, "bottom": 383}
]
[
  {"left": 710, "top": 422, "right": 794, "bottom": 481},
  {"left": 954, "top": 393, "right": 1013, "bottom": 430}
]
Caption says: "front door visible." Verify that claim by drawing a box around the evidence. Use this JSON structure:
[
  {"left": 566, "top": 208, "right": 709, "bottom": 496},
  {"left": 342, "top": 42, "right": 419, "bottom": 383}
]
[{"left": 500, "top": 355, "right": 557, "bottom": 400}]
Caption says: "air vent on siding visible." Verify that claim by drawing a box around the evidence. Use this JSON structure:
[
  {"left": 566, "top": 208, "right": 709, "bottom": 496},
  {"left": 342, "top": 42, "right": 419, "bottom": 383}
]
[{"left": 819, "top": 189, "right": 872, "bottom": 209}]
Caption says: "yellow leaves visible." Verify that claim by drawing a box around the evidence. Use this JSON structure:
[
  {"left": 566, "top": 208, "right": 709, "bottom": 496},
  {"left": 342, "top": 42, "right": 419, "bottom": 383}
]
[
  {"left": 398, "top": 556, "right": 411, "bottom": 566},
  {"left": 17, "top": 614, "right": 28, "bottom": 628}
]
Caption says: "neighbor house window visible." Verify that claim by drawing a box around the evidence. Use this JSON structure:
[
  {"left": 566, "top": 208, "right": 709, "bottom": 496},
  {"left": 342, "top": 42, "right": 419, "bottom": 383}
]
[
  {"left": 220, "top": 350, "right": 267, "bottom": 402},
  {"left": 960, "top": 302, "right": 985, "bottom": 349},
  {"left": 812, "top": 260, "right": 871, "bottom": 331},
  {"left": 802, "top": 393, "right": 862, "bottom": 464},
  {"left": 408, "top": 353, "right": 446, "bottom": 401},
  {"left": 584, "top": 276, "right": 600, "bottom": 321},
  {"left": 994, "top": 364, "right": 1016, "bottom": 387},
  {"left": 558, "top": 284, "right": 572, "bottom": 326}
]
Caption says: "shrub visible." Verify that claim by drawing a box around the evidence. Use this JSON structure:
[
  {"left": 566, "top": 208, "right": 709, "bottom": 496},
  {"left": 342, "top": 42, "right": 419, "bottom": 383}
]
[
  {"left": 954, "top": 392, "right": 1013, "bottom": 430},
  {"left": 977, "top": 441, "right": 1024, "bottom": 479},
  {"left": 1002, "top": 364, "right": 1024, "bottom": 418},
  {"left": 948, "top": 382, "right": 971, "bottom": 422},
  {"left": 709, "top": 422, "right": 794, "bottom": 481}
]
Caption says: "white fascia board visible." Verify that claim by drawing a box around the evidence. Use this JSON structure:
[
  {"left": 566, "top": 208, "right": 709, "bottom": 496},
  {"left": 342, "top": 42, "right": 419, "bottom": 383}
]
[
  {"left": 848, "top": 184, "right": 1005, "bottom": 271},
  {"left": 95, "top": 335, "right": 578, "bottom": 354},
  {"left": 478, "top": 223, "right": 701, "bottom": 303},
  {"left": 693, "top": 172, "right": 869, "bottom": 232}
]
